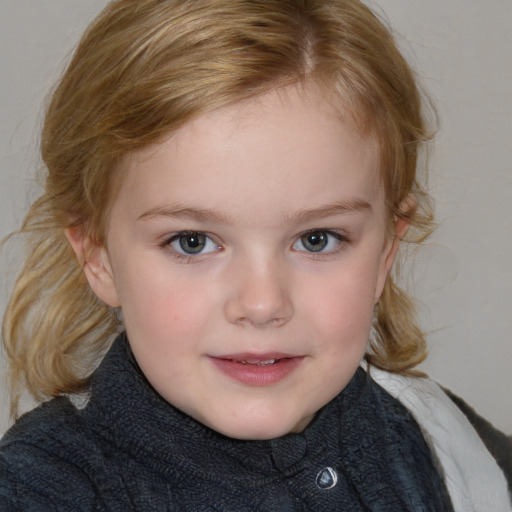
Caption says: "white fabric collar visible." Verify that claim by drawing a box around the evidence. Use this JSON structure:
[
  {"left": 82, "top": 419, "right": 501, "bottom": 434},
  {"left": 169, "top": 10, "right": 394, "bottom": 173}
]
[{"left": 367, "top": 367, "right": 511, "bottom": 512}]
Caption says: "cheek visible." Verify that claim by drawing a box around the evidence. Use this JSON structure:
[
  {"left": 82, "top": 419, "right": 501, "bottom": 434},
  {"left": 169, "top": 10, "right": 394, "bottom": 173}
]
[
  {"left": 116, "top": 260, "right": 216, "bottom": 346},
  {"left": 118, "top": 267, "right": 218, "bottom": 394},
  {"left": 297, "top": 258, "right": 382, "bottom": 373},
  {"left": 304, "top": 263, "right": 379, "bottom": 328}
]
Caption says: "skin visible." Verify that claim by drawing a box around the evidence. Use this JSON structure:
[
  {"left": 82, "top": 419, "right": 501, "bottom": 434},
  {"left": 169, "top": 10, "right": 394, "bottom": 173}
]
[{"left": 67, "top": 85, "right": 409, "bottom": 440}]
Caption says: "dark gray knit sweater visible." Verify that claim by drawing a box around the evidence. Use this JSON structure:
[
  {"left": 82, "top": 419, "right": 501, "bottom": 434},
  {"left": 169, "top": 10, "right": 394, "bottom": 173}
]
[{"left": 1, "top": 334, "right": 459, "bottom": 511}]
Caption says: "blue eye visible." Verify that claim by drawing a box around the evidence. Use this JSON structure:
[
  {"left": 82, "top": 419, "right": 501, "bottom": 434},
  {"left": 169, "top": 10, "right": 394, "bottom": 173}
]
[
  {"left": 293, "top": 230, "right": 342, "bottom": 253},
  {"left": 169, "top": 231, "right": 220, "bottom": 255}
]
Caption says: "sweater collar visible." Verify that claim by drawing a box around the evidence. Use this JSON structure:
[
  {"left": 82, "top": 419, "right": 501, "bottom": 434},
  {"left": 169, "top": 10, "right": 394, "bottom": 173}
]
[
  {"left": 83, "top": 334, "right": 453, "bottom": 510},
  {"left": 84, "top": 333, "right": 366, "bottom": 480}
]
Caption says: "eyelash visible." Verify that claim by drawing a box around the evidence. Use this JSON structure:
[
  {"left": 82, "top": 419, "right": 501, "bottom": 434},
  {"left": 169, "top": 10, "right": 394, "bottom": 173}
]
[
  {"left": 160, "top": 229, "right": 349, "bottom": 262},
  {"left": 160, "top": 231, "right": 221, "bottom": 262},
  {"left": 292, "top": 229, "right": 349, "bottom": 257}
]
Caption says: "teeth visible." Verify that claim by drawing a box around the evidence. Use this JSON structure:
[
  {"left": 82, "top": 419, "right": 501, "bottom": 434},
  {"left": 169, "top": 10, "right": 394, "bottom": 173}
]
[
  {"left": 237, "top": 359, "right": 277, "bottom": 366},
  {"left": 256, "top": 359, "right": 277, "bottom": 366}
]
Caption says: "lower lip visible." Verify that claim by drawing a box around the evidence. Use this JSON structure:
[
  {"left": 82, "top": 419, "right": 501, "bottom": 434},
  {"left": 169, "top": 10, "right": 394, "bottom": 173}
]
[{"left": 209, "top": 357, "right": 304, "bottom": 386}]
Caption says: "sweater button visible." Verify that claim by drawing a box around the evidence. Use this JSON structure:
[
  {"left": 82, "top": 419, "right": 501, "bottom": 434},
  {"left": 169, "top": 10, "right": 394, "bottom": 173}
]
[{"left": 315, "top": 467, "right": 338, "bottom": 489}]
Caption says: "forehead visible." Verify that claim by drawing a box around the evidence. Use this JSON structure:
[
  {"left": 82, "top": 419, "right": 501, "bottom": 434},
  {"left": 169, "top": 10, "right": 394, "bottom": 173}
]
[{"left": 116, "top": 85, "right": 383, "bottom": 223}]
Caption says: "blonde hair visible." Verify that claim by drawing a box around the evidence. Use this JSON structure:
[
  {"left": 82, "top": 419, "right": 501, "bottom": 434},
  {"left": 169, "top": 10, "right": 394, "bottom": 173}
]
[{"left": 3, "top": 0, "right": 434, "bottom": 416}]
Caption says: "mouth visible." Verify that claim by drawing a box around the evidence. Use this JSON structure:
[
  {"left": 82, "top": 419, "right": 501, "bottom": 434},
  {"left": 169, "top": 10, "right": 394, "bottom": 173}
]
[
  {"left": 209, "top": 353, "right": 304, "bottom": 386},
  {"left": 234, "top": 358, "right": 279, "bottom": 366}
]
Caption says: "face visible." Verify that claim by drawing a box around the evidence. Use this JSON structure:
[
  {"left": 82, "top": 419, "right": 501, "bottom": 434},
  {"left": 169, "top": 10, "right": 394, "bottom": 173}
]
[{"left": 78, "top": 85, "right": 402, "bottom": 440}]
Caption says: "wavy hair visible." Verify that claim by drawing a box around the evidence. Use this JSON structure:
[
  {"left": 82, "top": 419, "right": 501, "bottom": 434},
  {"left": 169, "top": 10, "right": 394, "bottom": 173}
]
[{"left": 3, "top": 0, "right": 435, "bottom": 416}]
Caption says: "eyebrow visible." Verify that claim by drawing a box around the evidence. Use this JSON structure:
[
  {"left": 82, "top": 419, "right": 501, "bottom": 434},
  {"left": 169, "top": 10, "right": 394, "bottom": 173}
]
[
  {"left": 137, "top": 199, "right": 372, "bottom": 225},
  {"left": 286, "top": 199, "right": 373, "bottom": 224},
  {"left": 138, "top": 205, "right": 231, "bottom": 224}
]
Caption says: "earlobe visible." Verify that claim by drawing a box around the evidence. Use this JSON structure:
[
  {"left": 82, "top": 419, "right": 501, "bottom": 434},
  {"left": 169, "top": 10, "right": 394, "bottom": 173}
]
[{"left": 65, "top": 225, "right": 121, "bottom": 307}]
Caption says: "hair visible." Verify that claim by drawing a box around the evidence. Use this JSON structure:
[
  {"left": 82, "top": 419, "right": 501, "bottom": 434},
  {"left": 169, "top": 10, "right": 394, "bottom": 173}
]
[{"left": 3, "top": 0, "right": 435, "bottom": 417}]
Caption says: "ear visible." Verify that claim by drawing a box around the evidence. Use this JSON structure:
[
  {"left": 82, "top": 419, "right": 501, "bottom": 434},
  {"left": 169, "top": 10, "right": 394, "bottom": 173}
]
[
  {"left": 374, "top": 196, "right": 415, "bottom": 303},
  {"left": 65, "top": 225, "right": 121, "bottom": 307}
]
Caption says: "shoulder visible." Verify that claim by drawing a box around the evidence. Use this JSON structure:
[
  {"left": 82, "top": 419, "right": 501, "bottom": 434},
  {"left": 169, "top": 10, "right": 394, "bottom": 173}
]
[
  {"left": 443, "top": 388, "right": 512, "bottom": 490},
  {"left": 0, "top": 397, "right": 102, "bottom": 511},
  {"left": 368, "top": 367, "right": 511, "bottom": 509}
]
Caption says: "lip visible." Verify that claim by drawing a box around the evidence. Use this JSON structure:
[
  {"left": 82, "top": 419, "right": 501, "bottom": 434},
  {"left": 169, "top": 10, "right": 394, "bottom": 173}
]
[{"left": 209, "top": 353, "right": 304, "bottom": 386}]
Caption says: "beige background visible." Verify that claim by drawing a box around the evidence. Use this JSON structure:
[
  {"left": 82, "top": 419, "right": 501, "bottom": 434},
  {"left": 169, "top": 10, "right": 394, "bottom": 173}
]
[{"left": 1, "top": 0, "right": 511, "bottom": 435}]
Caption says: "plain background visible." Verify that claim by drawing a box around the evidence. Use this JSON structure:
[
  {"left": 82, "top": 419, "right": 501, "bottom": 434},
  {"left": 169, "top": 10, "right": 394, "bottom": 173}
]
[{"left": 0, "top": 0, "right": 511, "bottom": 436}]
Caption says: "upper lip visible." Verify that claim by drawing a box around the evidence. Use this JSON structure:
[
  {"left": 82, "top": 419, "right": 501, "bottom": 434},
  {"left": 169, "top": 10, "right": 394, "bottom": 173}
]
[{"left": 210, "top": 352, "right": 298, "bottom": 362}]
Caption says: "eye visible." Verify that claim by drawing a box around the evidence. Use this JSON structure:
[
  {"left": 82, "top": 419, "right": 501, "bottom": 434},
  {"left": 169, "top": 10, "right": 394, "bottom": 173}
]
[
  {"left": 293, "top": 230, "right": 343, "bottom": 253},
  {"left": 168, "top": 231, "right": 220, "bottom": 255}
]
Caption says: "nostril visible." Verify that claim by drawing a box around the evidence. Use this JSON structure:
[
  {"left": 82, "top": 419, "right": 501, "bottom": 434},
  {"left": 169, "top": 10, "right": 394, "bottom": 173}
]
[
  {"left": 233, "top": 315, "right": 290, "bottom": 329},
  {"left": 223, "top": 269, "right": 294, "bottom": 327}
]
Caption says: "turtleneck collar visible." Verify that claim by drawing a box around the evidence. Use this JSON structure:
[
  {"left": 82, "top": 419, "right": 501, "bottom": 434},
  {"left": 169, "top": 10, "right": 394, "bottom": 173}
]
[
  {"left": 84, "top": 333, "right": 363, "bottom": 480},
  {"left": 82, "top": 333, "right": 453, "bottom": 510}
]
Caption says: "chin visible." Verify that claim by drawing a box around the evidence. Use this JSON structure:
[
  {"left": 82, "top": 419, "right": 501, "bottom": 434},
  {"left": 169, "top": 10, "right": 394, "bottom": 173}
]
[{"left": 208, "top": 415, "right": 311, "bottom": 441}]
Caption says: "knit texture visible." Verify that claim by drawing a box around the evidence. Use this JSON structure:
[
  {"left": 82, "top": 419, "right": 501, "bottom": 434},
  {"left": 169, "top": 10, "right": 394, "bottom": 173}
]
[{"left": 0, "top": 334, "right": 453, "bottom": 511}]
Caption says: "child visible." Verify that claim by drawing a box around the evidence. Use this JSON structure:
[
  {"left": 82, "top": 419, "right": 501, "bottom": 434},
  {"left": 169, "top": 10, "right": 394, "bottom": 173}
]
[{"left": 1, "top": 0, "right": 510, "bottom": 510}]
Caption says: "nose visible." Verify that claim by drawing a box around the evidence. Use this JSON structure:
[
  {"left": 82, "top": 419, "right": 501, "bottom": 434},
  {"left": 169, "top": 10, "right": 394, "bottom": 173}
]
[{"left": 224, "top": 259, "right": 294, "bottom": 328}]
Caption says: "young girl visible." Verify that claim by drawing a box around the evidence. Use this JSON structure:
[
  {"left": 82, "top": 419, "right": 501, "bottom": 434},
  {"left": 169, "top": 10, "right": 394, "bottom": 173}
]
[{"left": 1, "top": 0, "right": 510, "bottom": 510}]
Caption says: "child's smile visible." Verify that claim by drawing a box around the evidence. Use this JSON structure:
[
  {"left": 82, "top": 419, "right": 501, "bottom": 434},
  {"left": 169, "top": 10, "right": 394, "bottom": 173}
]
[
  {"left": 208, "top": 352, "right": 306, "bottom": 386},
  {"left": 89, "top": 84, "right": 402, "bottom": 440}
]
